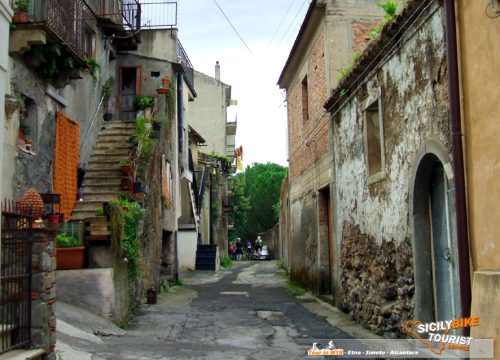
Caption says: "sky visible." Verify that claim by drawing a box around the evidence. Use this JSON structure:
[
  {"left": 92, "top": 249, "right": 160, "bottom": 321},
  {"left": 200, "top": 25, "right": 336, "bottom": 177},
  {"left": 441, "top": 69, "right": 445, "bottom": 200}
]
[{"left": 174, "top": 0, "right": 310, "bottom": 167}]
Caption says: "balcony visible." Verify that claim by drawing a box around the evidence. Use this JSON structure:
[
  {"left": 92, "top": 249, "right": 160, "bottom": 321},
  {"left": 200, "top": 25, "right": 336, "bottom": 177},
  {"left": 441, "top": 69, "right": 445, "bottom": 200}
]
[
  {"left": 26, "top": 0, "right": 98, "bottom": 60},
  {"left": 176, "top": 39, "right": 194, "bottom": 92},
  {"left": 98, "top": 0, "right": 142, "bottom": 51}
]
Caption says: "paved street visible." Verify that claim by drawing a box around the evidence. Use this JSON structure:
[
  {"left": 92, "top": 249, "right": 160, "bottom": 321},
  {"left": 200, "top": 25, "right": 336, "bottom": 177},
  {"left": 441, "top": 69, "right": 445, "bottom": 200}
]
[{"left": 56, "top": 261, "right": 377, "bottom": 360}]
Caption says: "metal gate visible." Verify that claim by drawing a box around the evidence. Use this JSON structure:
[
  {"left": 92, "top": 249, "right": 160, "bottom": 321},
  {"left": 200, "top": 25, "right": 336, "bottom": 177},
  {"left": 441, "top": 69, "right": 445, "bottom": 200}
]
[{"left": 0, "top": 201, "right": 33, "bottom": 353}]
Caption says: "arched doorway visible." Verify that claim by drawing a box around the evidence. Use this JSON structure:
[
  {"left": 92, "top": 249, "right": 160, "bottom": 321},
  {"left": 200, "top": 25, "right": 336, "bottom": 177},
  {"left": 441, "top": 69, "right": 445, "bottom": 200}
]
[{"left": 411, "top": 148, "right": 461, "bottom": 323}]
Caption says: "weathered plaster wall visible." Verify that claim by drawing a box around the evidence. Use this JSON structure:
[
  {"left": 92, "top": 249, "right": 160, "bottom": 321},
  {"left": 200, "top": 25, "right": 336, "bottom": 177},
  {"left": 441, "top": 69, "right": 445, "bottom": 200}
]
[
  {"left": 457, "top": 1, "right": 500, "bottom": 353},
  {"left": 131, "top": 29, "right": 178, "bottom": 64},
  {"left": 6, "top": 32, "right": 112, "bottom": 200},
  {"left": 333, "top": 5, "right": 450, "bottom": 336},
  {"left": 178, "top": 230, "right": 197, "bottom": 270},
  {"left": 188, "top": 70, "right": 230, "bottom": 156},
  {"left": 0, "top": 0, "right": 12, "bottom": 205},
  {"left": 458, "top": 0, "right": 500, "bottom": 272}
]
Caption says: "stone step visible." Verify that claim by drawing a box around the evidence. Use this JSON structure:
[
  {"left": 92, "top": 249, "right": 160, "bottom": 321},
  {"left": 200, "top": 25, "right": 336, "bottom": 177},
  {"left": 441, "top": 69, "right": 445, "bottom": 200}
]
[
  {"left": 91, "top": 147, "right": 132, "bottom": 156},
  {"left": 101, "top": 121, "right": 135, "bottom": 129},
  {"left": 72, "top": 210, "right": 98, "bottom": 221},
  {"left": 84, "top": 184, "right": 122, "bottom": 192},
  {"left": 72, "top": 201, "right": 107, "bottom": 212},
  {"left": 84, "top": 169, "right": 121, "bottom": 178},
  {"left": 98, "top": 128, "right": 134, "bottom": 136},
  {"left": 84, "top": 177, "right": 121, "bottom": 186},
  {"left": 90, "top": 153, "right": 129, "bottom": 162},
  {"left": 83, "top": 192, "right": 120, "bottom": 202},
  {"left": 87, "top": 162, "right": 122, "bottom": 171}
]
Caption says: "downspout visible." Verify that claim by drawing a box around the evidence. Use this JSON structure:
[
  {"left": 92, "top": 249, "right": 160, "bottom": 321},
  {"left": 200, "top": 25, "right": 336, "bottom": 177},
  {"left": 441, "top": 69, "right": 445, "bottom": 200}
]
[{"left": 443, "top": 0, "right": 471, "bottom": 319}]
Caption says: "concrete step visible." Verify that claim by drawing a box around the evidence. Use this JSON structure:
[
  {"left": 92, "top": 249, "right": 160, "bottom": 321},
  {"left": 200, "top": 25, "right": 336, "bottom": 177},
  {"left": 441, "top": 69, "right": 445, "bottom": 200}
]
[
  {"left": 99, "top": 128, "right": 134, "bottom": 136},
  {"left": 87, "top": 162, "right": 122, "bottom": 171}
]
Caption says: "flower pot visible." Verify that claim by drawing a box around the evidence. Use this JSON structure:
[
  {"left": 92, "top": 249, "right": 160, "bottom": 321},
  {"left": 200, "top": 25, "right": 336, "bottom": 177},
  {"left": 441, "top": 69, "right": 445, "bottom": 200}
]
[
  {"left": 156, "top": 88, "right": 168, "bottom": 94},
  {"left": 133, "top": 181, "right": 142, "bottom": 193},
  {"left": 46, "top": 214, "right": 60, "bottom": 230},
  {"left": 13, "top": 12, "right": 29, "bottom": 24},
  {"left": 56, "top": 247, "right": 85, "bottom": 270},
  {"left": 146, "top": 288, "right": 157, "bottom": 304},
  {"left": 103, "top": 113, "right": 113, "bottom": 121},
  {"left": 19, "top": 128, "right": 26, "bottom": 140},
  {"left": 152, "top": 121, "right": 161, "bottom": 131},
  {"left": 161, "top": 77, "right": 170, "bottom": 87},
  {"left": 121, "top": 164, "right": 131, "bottom": 175}
]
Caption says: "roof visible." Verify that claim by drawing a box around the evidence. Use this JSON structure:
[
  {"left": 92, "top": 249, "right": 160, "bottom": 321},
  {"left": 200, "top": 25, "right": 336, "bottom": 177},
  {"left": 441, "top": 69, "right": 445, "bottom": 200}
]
[
  {"left": 277, "top": 0, "right": 322, "bottom": 88},
  {"left": 324, "top": 0, "right": 435, "bottom": 113}
]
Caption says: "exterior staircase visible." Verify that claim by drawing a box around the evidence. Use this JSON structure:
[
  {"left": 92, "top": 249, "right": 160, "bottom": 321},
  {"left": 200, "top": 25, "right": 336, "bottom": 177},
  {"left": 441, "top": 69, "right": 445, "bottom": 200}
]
[
  {"left": 72, "top": 121, "right": 135, "bottom": 221},
  {"left": 195, "top": 245, "right": 219, "bottom": 271}
]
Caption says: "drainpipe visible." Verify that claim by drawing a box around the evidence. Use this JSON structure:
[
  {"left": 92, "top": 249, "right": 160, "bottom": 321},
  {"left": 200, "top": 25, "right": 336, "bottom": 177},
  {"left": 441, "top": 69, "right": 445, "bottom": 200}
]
[{"left": 443, "top": 0, "right": 471, "bottom": 320}]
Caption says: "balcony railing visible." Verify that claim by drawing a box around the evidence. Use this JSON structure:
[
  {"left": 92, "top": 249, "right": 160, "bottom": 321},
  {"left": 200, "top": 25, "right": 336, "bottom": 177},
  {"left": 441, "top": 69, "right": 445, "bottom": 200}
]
[
  {"left": 177, "top": 39, "right": 194, "bottom": 89},
  {"left": 31, "top": 0, "right": 98, "bottom": 60}
]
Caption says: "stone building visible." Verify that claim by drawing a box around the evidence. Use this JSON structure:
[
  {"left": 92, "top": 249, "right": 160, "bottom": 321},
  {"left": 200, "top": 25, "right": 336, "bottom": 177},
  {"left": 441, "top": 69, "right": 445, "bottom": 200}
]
[
  {"left": 324, "top": 0, "right": 465, "bottom": 337},
  {"left": 277, "top": 0, "right": 383, "bottom": 296}
]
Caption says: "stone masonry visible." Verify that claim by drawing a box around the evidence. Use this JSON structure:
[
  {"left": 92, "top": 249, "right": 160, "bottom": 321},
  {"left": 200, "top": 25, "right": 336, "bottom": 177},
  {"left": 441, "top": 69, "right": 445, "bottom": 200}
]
[
  {"left": 340, "top": 222, "right": 414, "bottom": 338},
  {"left": 31, "top": 229, "right": 57, "bottom": 360}
]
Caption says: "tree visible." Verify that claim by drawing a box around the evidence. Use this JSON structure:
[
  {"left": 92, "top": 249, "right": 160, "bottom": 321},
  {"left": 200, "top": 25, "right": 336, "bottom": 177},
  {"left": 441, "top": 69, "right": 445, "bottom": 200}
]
[{"left": 232, "top": 162, "right": 287, "bottom": 242}]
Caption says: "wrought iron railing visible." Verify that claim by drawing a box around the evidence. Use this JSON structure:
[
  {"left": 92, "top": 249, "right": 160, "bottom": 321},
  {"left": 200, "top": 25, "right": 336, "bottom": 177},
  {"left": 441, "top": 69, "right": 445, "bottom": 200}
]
[
  {"left": 140, "top": 0, "right": 177, "bottom": 28},
  {"left": 121, "top": 0, "right": 141, "bottom": 32},
  {"left": 0, "top": 201, "right": 33, "bottom": 354},
  {"left": 31, "top": 0, "right": 98, "bottom": 60},
  {"left": 176, "top": 40, "right": 194, "bottom": 89}
]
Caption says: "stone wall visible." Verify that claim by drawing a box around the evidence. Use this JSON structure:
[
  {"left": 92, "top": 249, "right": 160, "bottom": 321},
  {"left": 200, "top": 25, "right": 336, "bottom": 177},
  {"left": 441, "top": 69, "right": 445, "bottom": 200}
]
[
  {"left": 330, "top": 1, "right": 454, "bottom": 336},
  {"left": 31, "top": 229, "right": 57, "bottom": 359},
  {"left": 340, "top": 223, "right": 413, "bottom": 337}
]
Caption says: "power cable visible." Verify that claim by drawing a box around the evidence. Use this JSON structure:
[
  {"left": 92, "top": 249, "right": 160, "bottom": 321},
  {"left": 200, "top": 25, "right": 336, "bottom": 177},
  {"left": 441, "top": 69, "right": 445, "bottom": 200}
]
[
  {"left": 276, "top": 0, "right": 308, "bottom": 49},
  {"left": 211, "top": 0, "right": 253, "bottom": 55},
  {"left": 266, "top": 0, "right": 299, "bottom": 48}
]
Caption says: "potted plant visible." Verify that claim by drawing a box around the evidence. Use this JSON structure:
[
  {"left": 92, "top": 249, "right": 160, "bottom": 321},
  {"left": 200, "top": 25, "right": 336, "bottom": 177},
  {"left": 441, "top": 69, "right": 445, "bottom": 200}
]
[
  {"left": 56, "top": 232, "right": 85, "bottom": 270},
  {"left": 119, "top": 159, "right": 132, "bottom": 175},
  {"left": 13, "top": 0, "right": 30, "bottom": 23},
  {"left": 102, "top": 80, "right": 113, "bottom": 121},
  {"left": 133, "top": 95, "right": 154, "bottom": 119},
  {"left": 83, "top": 56, "right": 100, "bottom": 81},
  {"left": 18, "top": 123, "right": 30, "bottom": 140}
]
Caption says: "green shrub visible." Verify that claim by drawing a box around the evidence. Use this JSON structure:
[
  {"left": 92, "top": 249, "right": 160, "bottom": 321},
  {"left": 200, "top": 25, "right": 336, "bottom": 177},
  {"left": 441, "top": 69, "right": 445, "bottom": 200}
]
[
  {"left": 220, "top": 254, "right": 232, "bottom": 268},
  {"left": 56, "top": 233, "right": 80, "bottom": 247},
  {"left": 133, "top": 96, "right": 154, "bottom": 110}
]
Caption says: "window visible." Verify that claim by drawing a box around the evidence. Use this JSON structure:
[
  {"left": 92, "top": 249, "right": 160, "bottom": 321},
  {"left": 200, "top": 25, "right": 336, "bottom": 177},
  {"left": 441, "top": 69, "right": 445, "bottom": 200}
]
[
  {"left": 84, "top": 25, "right": 95, "bottom": 58},
  {"left": 363, "top": 97, "right": 385, "bottom": 182},
  {"left": 302, "top": 75, "right": 309, "bottom": 123},
  {"left": 18, "top": 96, "right": 38, "bottom": 155}
]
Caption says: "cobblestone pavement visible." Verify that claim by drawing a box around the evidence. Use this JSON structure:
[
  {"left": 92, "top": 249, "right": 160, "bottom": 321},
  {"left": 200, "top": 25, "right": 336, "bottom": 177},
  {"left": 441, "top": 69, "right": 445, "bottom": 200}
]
[{"left": 56, "top": 261, "right": 377, "bottom": 360}]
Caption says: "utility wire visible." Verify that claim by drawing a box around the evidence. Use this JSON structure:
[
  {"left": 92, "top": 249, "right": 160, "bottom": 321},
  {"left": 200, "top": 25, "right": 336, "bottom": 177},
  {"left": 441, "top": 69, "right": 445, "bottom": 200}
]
[
  {"left": 266, "top": 0, "right": 299, "bottom": 48},
  {"left": 211, "top": 0, "right": 253, "bottom": 55},
  {"left": 276, "top": 0, "right": 308, "bottom": 48}
]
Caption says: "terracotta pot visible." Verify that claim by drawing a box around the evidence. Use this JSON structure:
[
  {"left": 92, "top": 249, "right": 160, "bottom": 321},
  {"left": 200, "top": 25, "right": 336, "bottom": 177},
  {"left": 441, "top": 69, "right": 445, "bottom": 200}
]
[
  {"left": 156, "top": 88, "right": 168, "bottom": 94},
  {"left": 56, "top": 247, "right": 85, "bottom": 270},
  {"left": 161, "top": 77, "right": 170, "bottom": 87},
  {"left": 121, "top": 164, "right": 131, "bottom": 175},
  {"left": 13, "top": 12, "right": 29, "bottom": 24}
]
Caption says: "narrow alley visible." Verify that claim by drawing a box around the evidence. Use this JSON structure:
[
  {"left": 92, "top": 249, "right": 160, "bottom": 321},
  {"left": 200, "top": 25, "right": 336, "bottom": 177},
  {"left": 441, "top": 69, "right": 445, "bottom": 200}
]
[{"left": 55, "top": 261, "right": 375, "bottom": 360}]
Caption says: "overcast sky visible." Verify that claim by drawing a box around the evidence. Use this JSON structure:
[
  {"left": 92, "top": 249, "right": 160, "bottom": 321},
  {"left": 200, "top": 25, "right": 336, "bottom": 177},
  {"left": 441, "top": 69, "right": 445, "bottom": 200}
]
[{"left": 176, "top": 0, "right": 310, "bottom": 167}]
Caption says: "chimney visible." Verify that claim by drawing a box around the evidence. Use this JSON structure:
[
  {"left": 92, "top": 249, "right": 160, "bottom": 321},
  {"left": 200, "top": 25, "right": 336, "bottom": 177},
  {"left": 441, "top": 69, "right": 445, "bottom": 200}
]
[{"left": 215, "top": 61, "right": 220, "bottom": 81}]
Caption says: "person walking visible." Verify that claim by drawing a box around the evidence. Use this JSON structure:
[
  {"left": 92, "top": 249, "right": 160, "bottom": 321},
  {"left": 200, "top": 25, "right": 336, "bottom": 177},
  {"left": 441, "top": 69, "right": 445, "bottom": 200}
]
[{"left": 236, "top": 238, "right": 243, "bottom": 261}]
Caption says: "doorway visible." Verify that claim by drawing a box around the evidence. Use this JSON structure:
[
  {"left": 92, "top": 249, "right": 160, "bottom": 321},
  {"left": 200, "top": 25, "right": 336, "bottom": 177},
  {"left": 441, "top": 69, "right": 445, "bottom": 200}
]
[
  {"left": 318, "top": 186, "right": 333, "bottom": 295},
  {"left": 412, "top": 152, "right": 460, "bottom": 323},
  {"left": 120, "top": 67, "right": 141, "bottom": 121}
]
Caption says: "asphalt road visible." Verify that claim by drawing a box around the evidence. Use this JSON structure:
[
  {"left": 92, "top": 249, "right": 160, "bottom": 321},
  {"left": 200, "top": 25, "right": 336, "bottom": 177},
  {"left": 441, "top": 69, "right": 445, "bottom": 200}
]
[{"left": 56, "top": 261, "right": 368, "bottom": 360}]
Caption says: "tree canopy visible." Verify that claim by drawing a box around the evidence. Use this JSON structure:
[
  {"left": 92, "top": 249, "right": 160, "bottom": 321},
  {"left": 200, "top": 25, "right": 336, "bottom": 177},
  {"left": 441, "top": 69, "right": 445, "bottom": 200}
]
[{"left": 232, "top": 162, "right": 287, "bottom": 242}]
